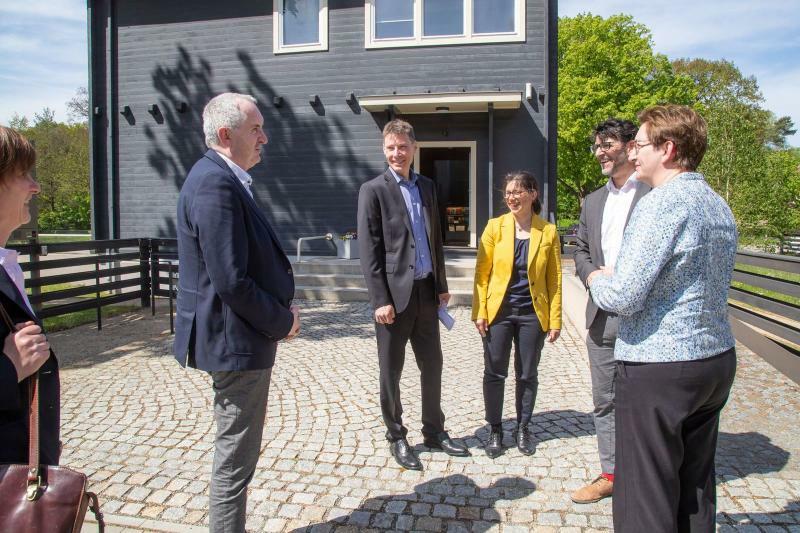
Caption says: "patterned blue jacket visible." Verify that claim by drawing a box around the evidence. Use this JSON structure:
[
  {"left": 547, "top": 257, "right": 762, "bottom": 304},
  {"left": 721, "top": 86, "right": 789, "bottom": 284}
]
[{"left": 589, "top": 172, "right": 738, "bottom": 363}]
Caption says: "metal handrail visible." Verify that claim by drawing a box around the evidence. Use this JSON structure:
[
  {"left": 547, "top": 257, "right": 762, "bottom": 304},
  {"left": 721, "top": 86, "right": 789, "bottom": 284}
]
[{"left": 296, "top": 233, "right": 333, "bottom": 262}]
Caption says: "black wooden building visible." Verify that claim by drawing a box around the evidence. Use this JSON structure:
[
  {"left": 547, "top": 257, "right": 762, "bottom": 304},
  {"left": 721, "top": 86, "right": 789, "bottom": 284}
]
[{"left": 88, "top": 0, "right": 557, "bottom": 250}]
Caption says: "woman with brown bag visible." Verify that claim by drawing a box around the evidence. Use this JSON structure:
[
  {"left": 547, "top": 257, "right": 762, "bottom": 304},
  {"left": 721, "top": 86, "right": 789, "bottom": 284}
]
[{"left": 0, "top": 125, "right": 60, "bottom": 466}]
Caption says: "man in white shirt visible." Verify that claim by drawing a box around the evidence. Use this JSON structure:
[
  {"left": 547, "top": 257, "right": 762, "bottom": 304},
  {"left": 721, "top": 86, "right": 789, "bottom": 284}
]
[{"left": 571, "top": 118, "right": 650, "bottom": 504}]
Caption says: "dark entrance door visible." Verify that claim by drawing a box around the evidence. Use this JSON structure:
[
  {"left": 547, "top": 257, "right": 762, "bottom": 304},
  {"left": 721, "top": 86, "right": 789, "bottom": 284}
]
[{"left": 418, "top": 147, "right": 470, "bottom": 246}]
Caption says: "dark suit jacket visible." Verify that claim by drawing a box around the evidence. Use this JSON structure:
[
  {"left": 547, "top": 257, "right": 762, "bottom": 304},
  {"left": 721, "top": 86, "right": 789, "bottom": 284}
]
[
  {"left": 574, "top": 180, "right": 650, "bottom": 329},
  {"left": 0, "top": 269, "right": 60, "bottom": 465},
  {"left": 357, "top": 169, "right": 448, "bottom": 314},
  {"left": 174, "top": 150, "right": 294, "bottom": 371}
]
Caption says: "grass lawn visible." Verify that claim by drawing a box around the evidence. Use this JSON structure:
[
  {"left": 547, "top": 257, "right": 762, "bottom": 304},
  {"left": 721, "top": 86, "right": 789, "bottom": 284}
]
[
  {"left": 37, "top": 234, "right": 92, "bottom": 244},
  {"left": 733, "top": 263, "right": 800, "bottom": 307},
  {"left": 43, "top": 304, "right": 141, "bottom": 332}
]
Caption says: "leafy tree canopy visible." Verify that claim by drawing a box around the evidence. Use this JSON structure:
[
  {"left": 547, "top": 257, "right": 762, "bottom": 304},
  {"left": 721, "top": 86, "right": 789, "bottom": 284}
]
[{"left": 557, "top": 14, "right": 697, "bottom": 217}]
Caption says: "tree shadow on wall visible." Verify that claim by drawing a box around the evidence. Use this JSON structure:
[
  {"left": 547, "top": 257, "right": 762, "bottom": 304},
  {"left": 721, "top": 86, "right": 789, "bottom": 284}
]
[{"left": 148, "top": 46, "right": 376, "bottom": 249}]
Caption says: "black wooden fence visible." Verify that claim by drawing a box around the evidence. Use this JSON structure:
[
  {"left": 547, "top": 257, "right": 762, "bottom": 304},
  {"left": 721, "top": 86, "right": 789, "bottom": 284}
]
[
  {"left": 727, "top": 250, "right": 800, "bottom": 384},
  {"left": 10, "top": 237, "right": 177, "bottom": 331}
]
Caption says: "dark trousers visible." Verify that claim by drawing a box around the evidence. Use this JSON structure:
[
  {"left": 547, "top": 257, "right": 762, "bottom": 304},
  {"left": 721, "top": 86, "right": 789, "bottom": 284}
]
[
  {"left": 614, "top": 348, "right": 737, "bottom": 533},
  {"left": 375, "top": 276, "right": 445, "bottom": 442},
  {"left": 482, "top": 305, "right": 546, "bottom": 427}
]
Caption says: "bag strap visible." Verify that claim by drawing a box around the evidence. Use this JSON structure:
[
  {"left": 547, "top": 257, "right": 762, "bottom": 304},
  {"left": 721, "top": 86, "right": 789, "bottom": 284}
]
[
  {"left": 27, "top": 372, "right": 41, "bottom": 497},
  {"left": 2, "top": 299, "right": 43, "bottom": 498}
]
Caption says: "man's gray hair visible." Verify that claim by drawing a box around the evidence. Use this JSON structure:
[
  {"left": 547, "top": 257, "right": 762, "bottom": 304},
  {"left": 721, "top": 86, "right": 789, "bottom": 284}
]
[{"left": 202, "top": 93, "right": 258, "bottom": 148}]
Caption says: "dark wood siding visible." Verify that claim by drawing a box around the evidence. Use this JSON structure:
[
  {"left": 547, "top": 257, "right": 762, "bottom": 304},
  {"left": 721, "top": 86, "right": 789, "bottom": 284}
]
[{"left": 93, "top": 0, "right": 553, "bottom": 247}]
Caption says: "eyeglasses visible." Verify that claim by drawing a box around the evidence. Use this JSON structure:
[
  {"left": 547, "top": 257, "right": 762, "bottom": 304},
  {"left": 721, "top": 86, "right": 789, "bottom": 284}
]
[
  {"left": 504, "top": 190, "right": 529, "bottom": 199},
  {"left": 589, "top": 141, "right": 616, "bottom": 154},
  {"left": 632, "top": 141, "right": 653, "bottom": 154}
]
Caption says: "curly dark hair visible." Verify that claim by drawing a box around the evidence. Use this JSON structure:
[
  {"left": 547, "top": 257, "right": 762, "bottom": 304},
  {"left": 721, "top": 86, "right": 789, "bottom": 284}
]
[{"left": 591, "top": 118, "right": 638, "bottom": 144}]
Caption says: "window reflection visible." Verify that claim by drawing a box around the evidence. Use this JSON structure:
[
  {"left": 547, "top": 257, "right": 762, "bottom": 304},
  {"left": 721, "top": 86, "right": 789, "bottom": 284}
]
[{"left": 375, "top": 0, "right": 414, "bottom": 39}]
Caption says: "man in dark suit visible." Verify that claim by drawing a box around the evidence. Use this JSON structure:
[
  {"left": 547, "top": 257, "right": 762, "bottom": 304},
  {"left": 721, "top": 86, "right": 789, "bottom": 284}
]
[
  {"left": 358, "top": 119, "right": 468, "bottom": 471},
  {"left": 571, "top": 118, "right": 650, "bottom": 504},
  {"left": 174, "top": 93, "right": 299, "bottom": 533}
]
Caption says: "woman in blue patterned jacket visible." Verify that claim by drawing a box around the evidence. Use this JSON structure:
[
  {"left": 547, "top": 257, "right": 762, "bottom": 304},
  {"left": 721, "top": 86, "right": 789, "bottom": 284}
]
[{"left": 587, "top": 105, "right": 737, "bottom": 533}]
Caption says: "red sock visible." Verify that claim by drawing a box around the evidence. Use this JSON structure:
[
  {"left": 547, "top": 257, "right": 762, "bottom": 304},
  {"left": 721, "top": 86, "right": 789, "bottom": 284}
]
[{"left": 601, "top": 473, "right": 614, "bottom": 482}]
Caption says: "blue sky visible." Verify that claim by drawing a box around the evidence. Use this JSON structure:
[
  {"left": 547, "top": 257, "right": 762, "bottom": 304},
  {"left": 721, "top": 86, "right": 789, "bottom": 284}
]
[
  {"left": 1, "top": 0, "right": 798, "bottom": 145},
  {"left": 560, "top": 0, "right": 800, "bottom": 146},
  {"left": 0, "top": 1, "right": 87, "bottom": 125}
]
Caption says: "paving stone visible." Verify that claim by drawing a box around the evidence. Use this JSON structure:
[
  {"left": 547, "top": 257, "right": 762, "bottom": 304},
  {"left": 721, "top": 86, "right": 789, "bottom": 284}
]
[{"left": 49, "top": 299, "right": 799, "bottom": 532}]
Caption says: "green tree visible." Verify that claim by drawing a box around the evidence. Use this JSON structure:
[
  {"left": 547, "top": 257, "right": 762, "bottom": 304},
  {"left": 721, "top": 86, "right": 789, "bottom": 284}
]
[
  {"left": 10, "top": 108, "right": 90, "bottom": 231},
  {"left": 557, "top": 14, "right": 697, "bottom": 218},
  {"left": 673, "top": 58, "right": 800, "bottom": 242},
  {"left": 764, "top": 113, "right": 797, "bottom": 150}
]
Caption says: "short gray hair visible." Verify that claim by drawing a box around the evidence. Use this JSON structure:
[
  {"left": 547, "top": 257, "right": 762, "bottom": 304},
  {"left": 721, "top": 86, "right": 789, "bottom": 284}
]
[{"left": 202, "top": 93, "right": 258, "bottom": 148}]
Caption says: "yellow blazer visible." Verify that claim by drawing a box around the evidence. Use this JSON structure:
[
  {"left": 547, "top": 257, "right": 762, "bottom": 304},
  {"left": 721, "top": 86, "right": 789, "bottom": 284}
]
[{"left": 472, "top": 212, "right": 562, "bottom": 330}]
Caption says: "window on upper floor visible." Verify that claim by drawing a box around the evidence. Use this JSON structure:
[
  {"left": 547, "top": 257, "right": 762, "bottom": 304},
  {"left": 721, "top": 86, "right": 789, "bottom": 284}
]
[
  {"left": 365, "top": 0, "right": 525, "bottom": 49},
  {"left": 274, "top": 0, "right": 329, "bottom": 54}
]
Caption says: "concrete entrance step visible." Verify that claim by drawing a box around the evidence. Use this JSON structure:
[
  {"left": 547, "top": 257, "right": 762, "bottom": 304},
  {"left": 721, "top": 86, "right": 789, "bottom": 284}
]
[
  {"left": 294, "top": 273, "right": 474, "bottom": 292},
  {"left": 294, "top": 286, "right": 473, "bottom": 306},
  {"left": 291, "top": 257, "right": 476, "bottom": 279}
]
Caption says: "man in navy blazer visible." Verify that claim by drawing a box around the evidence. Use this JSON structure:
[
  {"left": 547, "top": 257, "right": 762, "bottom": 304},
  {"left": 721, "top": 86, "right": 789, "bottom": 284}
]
[{"left": 175, "top": 93, "right": 299, "bottom": 533}]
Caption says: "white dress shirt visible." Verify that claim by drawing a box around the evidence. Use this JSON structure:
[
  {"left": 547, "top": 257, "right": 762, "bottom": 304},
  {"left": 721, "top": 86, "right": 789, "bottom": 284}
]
[
  {"left": 600, "top": 172, "right": 639, "bottom": 269},
  {"left": 0, "top": 246, "right": 35, "bottom": 316},
  {"left": 215, "top": 151, "right": 254, "bottom": 198}
]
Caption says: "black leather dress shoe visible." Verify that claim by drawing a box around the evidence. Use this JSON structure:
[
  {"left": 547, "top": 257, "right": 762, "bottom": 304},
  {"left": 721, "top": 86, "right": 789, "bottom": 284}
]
[
  {"left": 423, "top": 432, "right": 471, "bottom": 457},
  {"left": 390, "top": 439, "right": 422, "bottom": 470},
  {"left": 485, "top": 430, "right": 503, "bottom": 459},
  {"left": 516, "top": 425, "right": 535, "bottom": 456}
]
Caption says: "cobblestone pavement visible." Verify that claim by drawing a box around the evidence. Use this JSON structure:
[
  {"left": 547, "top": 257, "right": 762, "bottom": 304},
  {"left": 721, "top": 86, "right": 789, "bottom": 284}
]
[{"left": 53, "top": 301, "right": 799, "bottom": 532}]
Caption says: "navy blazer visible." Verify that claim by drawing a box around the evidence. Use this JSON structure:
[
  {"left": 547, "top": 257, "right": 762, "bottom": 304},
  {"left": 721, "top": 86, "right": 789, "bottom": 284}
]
[
  {"left": 0, "top": 268, "right": 60, "bottom": 465},
  {"left": 174, "top": 150, "right": 295, "bottom": 371}
]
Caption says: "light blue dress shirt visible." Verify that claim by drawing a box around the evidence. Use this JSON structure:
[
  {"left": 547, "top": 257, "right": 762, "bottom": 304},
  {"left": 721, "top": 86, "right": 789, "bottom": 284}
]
[
  {"left": 589, "top": 172, "right": 738, "bottom": 363},
  {"left": 390, "top": 168, "right": 433, "bottom": 279}
]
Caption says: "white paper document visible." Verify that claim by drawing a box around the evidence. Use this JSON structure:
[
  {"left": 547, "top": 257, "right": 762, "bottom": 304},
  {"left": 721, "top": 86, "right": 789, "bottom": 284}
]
[{"left": 438, "top": 305, "right": 456, "bottom": 331}]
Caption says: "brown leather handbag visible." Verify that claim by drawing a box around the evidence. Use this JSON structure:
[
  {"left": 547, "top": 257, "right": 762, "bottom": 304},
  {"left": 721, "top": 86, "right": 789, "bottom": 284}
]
[{"left": 0, "top": 303, "right": 104, "bottom": 532}]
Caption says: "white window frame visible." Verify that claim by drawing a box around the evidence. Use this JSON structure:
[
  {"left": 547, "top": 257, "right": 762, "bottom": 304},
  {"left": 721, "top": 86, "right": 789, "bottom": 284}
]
[
  {"left": 364, "top": 0, "right": 525, "bottom": 49},
  {"left": 274, "top": 0, "right": 328, "bottom": 54}
]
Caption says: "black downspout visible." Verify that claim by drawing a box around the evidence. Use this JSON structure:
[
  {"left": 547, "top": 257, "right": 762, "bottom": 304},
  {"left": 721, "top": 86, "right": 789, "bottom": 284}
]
[
  {"left": 107, "top": 0, "right": 119, "bottom": 238},
  {"left": 544, "top": 0, "right": 558, "bottom": 223},
  {"left": 488, "top": 102, "right": 494, "bottom": 220},
  {"left": 87, "top": 0, "right": 97, "bottom": 238}
]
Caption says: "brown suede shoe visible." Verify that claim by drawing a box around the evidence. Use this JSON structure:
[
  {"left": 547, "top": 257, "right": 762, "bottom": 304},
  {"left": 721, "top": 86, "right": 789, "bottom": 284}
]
[{"left": 570, "top": 475, "right": 613, "bottom": 504}]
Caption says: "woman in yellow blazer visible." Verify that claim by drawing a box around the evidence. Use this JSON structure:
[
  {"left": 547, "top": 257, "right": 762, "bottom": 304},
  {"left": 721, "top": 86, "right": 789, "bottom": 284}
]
[{"left": 472, "top": 170, "right": 562, "bottom": 458}]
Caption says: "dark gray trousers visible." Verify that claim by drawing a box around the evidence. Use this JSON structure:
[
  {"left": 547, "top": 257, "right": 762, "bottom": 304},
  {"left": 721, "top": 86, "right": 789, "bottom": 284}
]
[
  {"left": 585, "top": 310, "right": 618, "bottom": 474},
  {"left": 209, "top": 368, "right": 273, "bottom": 533},
  {"left": 613, "top": 348, "right": 736, "bottom": 533},
  {"left": 375, "top": 276, "right": 445, "bottom": 442}
]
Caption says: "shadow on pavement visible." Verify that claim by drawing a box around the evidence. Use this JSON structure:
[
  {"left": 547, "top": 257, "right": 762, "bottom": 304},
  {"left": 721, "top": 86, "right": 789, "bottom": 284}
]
[
  {"left": 718, "top": 499, "right": 799, "bottom": 528},
  {"left": 716, "top": 431, "right": 791, "bottom": 479},
  {"left": 292, "top": 474, "right": 536, "bottom": 532},
  {"left": 450, "top": 410, "right": 596, "bottom": 455}
]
